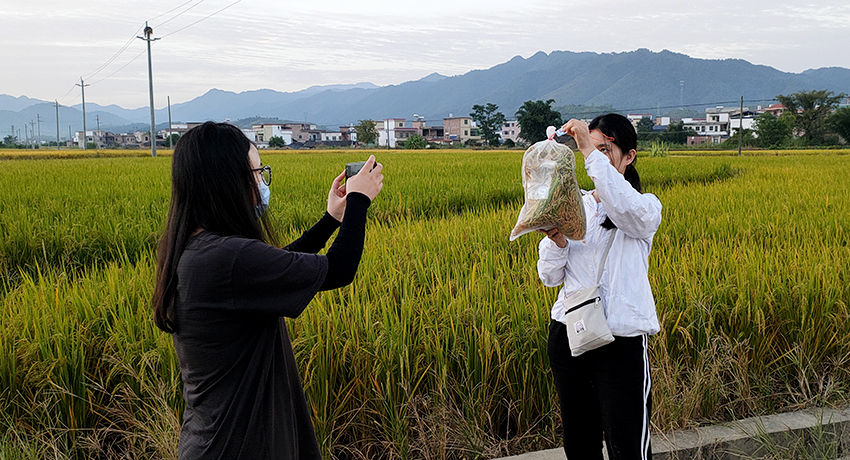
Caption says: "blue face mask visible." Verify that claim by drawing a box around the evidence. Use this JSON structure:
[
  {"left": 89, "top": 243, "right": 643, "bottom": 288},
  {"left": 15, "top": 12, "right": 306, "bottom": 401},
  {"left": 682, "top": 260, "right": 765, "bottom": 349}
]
[{"left": 255, "top": 181, "right": 270, "bottom": 219}]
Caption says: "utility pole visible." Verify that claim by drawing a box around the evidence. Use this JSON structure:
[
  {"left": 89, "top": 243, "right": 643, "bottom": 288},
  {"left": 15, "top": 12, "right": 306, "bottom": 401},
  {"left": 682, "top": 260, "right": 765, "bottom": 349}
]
[
  {"left": 138, "top": 22, "right": 160, "bottom": 157},
  {"left": 679, "top": 80, "right": 684, "bottom": 111},
  {"left": 30, "top": 120, "right": 36, "bottom": 149},
  {"left": 69, "top": 126, "right": 73, "bottom": 146},
  {"left": 36, "top": 114, "right": 42, "bottom": 149},
  {"left": 167, "top": 95, "right": 173, "bottom": 149},
  {"left": 76, "top": 77, "right": 90, "bottom": 149},
  {"left": 738, "top": 96, "right": 744, "bottom": 157},
  {"left": 55, "top": 101, "right": 60, "bottom": 150}
]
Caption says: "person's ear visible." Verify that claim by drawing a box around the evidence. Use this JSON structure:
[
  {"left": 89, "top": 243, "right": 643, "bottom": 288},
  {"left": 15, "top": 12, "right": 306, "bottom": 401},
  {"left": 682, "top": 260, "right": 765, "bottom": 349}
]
[{"left": 623, "top": 149, "right": 637, "bottom": 166}]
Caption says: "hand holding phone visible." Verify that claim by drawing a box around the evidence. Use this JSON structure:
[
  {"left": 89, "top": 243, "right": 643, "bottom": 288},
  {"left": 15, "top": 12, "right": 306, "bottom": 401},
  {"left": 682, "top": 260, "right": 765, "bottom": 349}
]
[
  {"left": 344, "top": 155, "right": 383, "bottom": 201},
  {"left": 345, "top": 160, "right": 375, "bottom": 178}
]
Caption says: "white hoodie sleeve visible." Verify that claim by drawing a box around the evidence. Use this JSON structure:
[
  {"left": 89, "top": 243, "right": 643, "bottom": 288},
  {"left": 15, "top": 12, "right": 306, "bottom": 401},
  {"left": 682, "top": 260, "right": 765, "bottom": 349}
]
[
  {"left": 537, "top": 235, "right": 570, "bottom": 287},
  {"left": 584, "top": 149, "right": 662, "bottom": 240}
]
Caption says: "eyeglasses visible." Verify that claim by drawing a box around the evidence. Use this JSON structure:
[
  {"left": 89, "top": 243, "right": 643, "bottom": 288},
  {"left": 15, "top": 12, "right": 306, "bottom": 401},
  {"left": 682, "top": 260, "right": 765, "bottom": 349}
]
[{"left": 252, "top": 165, "right": 272, "bottom": 186}]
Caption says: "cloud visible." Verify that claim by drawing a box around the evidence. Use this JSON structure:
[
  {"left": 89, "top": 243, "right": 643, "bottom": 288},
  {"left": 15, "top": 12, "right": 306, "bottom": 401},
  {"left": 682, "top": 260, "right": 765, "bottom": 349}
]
[{"left": 2, "top": 0, "right": 849, "bottom": 108}]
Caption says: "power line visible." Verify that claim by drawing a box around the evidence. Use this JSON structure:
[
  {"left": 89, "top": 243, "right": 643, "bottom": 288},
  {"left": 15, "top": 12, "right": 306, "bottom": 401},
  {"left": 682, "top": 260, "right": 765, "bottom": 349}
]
[
  {"left": 82, "top": 25, "right": 145, "bottom": 80},
  {"left": 160, "top": 0, "right": 242, "bottom": 38},
  {"left": 57, "top": 83, "right": 80, "bottom": 104},
  {"left": 64, "top": 0, "right": 241, "bottom": 97},
  {"left": 152, "top": 0, "right": 207, "bottom": 29},
  {"left": 88, "top": 49, "right": 147, "bottom": 86},
  {"left": 147, "top": 0, "right": 202, "bottom": 23},
  {"left": 80, "top": 1, "right": 204, "bottom": 82}
]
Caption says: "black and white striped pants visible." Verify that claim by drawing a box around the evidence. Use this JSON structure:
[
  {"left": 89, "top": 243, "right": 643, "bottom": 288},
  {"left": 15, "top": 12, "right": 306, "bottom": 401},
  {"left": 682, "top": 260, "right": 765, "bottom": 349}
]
[{"left": 548, "top": 321, "right": 652, "bottom": 460}]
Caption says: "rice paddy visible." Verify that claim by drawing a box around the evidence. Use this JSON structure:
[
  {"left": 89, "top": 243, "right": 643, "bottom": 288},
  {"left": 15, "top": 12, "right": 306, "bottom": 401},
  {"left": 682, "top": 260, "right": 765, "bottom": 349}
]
[{"left": 1, "top": 148, "right": 848, "bottom": 459}]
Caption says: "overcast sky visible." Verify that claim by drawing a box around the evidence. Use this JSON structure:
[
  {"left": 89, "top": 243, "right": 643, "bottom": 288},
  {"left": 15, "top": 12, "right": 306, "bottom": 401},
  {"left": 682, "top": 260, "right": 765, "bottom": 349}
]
[{"left": 3, "top": 0, "right": 849, "bottom": 109}]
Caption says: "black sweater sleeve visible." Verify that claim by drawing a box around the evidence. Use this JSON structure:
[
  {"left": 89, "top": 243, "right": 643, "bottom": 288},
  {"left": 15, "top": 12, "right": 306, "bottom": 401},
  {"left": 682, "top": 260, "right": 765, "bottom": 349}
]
[
  {"left": 319, "top": 192, "right": 370, "bottom": 291},
  {"left": 284, "top": 212, "right": 341, "bottom": 254}
]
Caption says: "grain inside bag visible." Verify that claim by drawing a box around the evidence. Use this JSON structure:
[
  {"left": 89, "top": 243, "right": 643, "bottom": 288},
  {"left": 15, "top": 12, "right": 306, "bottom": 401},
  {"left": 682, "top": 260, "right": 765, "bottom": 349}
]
[{"left": 510, "top": 128, "right": 586, "bottom": 241}]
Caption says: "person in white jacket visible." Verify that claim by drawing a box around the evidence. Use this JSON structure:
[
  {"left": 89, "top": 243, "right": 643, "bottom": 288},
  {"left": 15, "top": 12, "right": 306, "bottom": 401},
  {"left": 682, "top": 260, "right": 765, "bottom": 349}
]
[{"left": 538, "top": 113, "right": 662, "bottom": 460}]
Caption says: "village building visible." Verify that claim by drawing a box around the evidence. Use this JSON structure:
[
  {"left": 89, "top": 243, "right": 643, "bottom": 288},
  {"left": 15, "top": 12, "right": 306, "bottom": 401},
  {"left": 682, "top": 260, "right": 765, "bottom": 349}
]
[
  {"left": 500, "top": 120, "right": 521, "bottom": 143},
  {"left": 627, "top": 113, "right": 653, "bottom": 126},
  {"left": 321, "top": 132, "right": 343, "bottom": 142},
  {"left": 252, "top": 123, "right": 294, "bottom": 146},
  {"left": 378, "top": 118, "right": 417, "bottom": 148},
  {"left": 411, "top": 115, "right": 444, "bottom": 141},
  {"left": 443, "top": 115, "right": 473, "bottom": 143},
  {"left": 339, "top": 125, "right": 357, "bottom": 143}
]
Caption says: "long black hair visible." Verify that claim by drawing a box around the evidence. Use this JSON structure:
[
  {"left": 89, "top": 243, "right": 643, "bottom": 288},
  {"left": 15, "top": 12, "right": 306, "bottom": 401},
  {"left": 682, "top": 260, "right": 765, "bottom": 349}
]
[
  {"left": 588, "top": 113, "right": 641, "bottom": 229},
  {"left": 153, "top": 121, "right": 276, "bottom": 332}
]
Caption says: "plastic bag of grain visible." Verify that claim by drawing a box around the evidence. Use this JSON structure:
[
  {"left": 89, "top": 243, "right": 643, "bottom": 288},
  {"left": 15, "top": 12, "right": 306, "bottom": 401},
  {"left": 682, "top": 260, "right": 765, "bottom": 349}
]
[{"left": 509, "top": 127, "right": 586, "bottom": 241}]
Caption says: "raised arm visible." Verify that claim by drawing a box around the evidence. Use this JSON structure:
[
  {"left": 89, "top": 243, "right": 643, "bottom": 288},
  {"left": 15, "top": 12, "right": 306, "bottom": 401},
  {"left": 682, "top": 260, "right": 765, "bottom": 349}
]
[{"left": 585, "top": 150, "right": 661, "bottom": 240}]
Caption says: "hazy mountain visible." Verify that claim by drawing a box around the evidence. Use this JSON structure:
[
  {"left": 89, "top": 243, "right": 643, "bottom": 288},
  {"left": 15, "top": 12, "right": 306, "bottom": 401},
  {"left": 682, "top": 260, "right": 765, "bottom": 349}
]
[
  {"left": 294, "top": 49, "right": 850, "bottom": 125},
  {"left": 162, "top": 82, "right": 380, "bottom": 122},
  {"left": 0, "top": 102, "right": 133, "bottom": 141},
  {"left": 418, "top": 73, "right": 449, "bottom": 83},
  {"left": 0, "top": 95, "right": 51, "bottom": 112},
  {"left": 3, "top": 49, "right": 849, "bottom": 134}
]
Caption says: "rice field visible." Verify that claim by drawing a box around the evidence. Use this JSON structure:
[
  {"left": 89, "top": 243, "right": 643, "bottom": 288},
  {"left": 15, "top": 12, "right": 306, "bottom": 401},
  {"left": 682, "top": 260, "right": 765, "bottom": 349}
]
[{"left": 1, "top": 148, "right": 849, "bottom": 459}]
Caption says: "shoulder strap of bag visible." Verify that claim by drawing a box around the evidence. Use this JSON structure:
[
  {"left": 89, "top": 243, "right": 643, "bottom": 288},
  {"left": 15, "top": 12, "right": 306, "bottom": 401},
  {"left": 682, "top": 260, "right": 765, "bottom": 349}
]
[{"left": 596, "top": 228, "right": 618, "bottom": 283}]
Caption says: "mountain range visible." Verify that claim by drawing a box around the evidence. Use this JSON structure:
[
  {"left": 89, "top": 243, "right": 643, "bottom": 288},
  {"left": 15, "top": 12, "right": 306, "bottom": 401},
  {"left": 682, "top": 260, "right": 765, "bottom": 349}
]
[{"left": 3, "top": 49, "right": 850, "bottom": 137}]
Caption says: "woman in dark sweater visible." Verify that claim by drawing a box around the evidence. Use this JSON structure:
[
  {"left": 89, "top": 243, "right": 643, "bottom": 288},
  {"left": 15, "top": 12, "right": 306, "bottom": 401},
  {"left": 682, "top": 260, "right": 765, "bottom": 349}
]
[{"left": 152, "top": 121, "right": 383, "bottom": 460}]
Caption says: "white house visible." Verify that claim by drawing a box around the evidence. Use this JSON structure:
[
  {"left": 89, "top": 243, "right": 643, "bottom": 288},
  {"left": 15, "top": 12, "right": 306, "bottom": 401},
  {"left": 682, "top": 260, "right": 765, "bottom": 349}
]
[
  {"left": 134, "top": 131, "right": 153, "bottom": 145},
  {"left": 500, "top": 120, "right": 521, "bottom": 143},
  {"left": 682, "top": 107, "right": 734, "bottom": 143},
  {"left": 252, "top": 123, "right": 293, "bottom": 145},
  {"left": 378, "top": 118, "right": 407, "bottom": 148},
  {"left": 242, "top": 129, "right": 257, "bottom": 143},
  {"left": 729, "top": 113, "right": 757, "bottom": 136},
  {"left": 321, "top": 132, "right": 343, "bottom": 142}
]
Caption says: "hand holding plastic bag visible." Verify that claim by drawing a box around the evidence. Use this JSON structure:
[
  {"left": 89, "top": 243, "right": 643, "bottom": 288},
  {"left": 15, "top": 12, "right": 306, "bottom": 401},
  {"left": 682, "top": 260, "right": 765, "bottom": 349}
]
[{"left": 510, "top": 127, "right": 586, "bottom": 241}]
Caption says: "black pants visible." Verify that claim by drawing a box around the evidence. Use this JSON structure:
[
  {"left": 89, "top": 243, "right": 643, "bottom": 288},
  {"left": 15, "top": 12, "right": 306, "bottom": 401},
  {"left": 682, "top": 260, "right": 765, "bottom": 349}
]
[{"left": 548, "top": 321, "right": 652, "bottom": 460}]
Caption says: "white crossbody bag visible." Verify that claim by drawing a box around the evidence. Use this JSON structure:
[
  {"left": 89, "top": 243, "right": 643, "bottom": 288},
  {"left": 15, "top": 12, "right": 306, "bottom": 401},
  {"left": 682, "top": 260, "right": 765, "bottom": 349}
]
[{"left": 559, "top": 229, "right": 617, "bottom": 356}]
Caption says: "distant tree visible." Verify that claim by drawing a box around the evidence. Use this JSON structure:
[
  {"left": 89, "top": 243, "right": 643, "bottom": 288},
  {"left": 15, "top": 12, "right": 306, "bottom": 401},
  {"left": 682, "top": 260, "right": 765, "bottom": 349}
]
[
  {"left": 660, "top": 120, "right": 694, "bottom": 145},
  {"left": 354, "top": 119, "right": 378, "bottom": 146},
  {"left": 401, "top": 134, "right": 427, "bottom": 149},
  {"left": 720, "top": 128, "right": 757, "bottom": 149},
  {"left": 828, "top": 107, "right": 850, "bottom": 143},
  {"left": 636, "top": 117, "right": 654, "bottom": 132},
  {"left": 635, "top": 117, "right": 658, "bottom": 141},
  {"left": 503, "top": 138, "right": 516, "bottom": 148},
  {"left": 167, "top": 133, "right": 180, "bottom": 147},
  {"left": 3, "top": 135, "right": 16, "bottom": 146},
  {"left": 516, "top": 99, "right": 563, "bottom": 144},
  {"left": 268, "top": 136, "right": 286, "bottom": 148},
  {"left": 776, "top": 90, "right": 845, "bottom": 145},
  {"left": 754, "top": 112, "right": 792, "bottom": 148},
  {"left": 86, "top": 142, "right": 98, "bottom": 150},
  {"left": 470, "top": 103, "right": 506, "bottom": 146}
]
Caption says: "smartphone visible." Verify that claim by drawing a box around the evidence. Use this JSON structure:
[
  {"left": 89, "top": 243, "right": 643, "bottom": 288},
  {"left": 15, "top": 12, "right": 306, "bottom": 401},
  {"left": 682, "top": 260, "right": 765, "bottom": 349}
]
[{"left": 345, "top": 160, "right": 374, "bottom": 178}]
